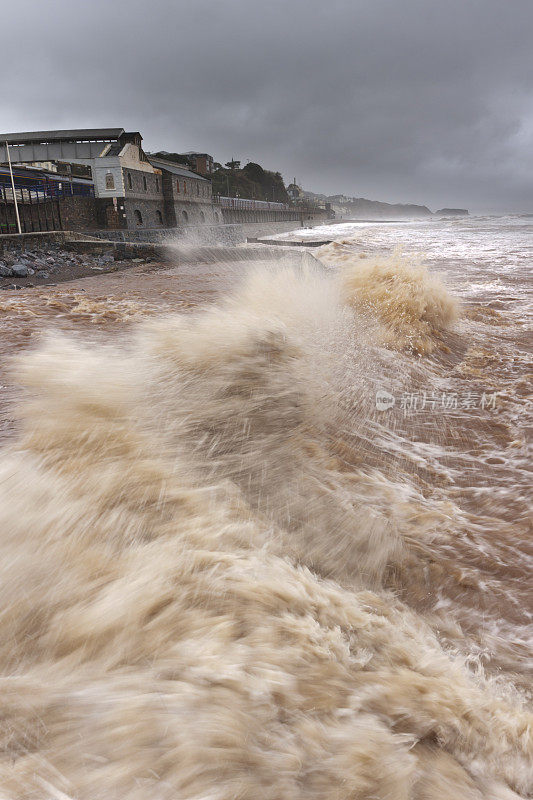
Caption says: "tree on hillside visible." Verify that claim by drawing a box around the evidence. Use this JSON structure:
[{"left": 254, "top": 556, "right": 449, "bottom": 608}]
[{"left": 210, "top": 160, "right": 290, "bottom": 202}]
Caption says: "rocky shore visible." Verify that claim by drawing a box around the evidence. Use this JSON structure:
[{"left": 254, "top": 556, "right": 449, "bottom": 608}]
[{"left": 0, "top": 243, "right": 148, "bottom": 290}]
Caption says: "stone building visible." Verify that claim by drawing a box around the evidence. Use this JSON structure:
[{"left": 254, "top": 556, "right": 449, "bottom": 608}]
[
  {"left": 179, "top": 152, "right": 214, "bottom": 176},
  {"left": 0, "top": 128, "right": 213, "bottom": 231},
  {"left": 0, "top": 129, "right": 317, "bottom": 235},
  {"left": 147, "top": 156, "right": 216, "bottom": 226}
]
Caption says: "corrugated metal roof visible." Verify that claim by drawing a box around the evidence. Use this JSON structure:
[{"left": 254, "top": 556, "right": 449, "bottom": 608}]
[
  {"left": 0, "top": 129, "right": 125, "bottom": 144},
  {"left": 148, "top": 156, "right": 210, "bottom": 181},
  {"left": 0, "top": 165, "right": 93, "bottom": 184}
]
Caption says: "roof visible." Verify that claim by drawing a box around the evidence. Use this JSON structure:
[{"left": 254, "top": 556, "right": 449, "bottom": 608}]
[
  {"left": 148, "top": 156, "right": 210, "bottom": 181},
  {"left": 0, "top": 164, "right": 93, "bottom": 184},
  {"left": 0, "top": 129, "right": 125, "bottom": 145}
]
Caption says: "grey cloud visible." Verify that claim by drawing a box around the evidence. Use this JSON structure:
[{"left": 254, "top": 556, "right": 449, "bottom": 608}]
[{"left": 1, "top": 0, "right": 532, "bottom": 211}]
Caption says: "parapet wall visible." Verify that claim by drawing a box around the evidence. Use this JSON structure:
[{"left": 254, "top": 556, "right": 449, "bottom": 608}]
[{"left": 78, "top": 218, "right": 331, "bottom": 245}]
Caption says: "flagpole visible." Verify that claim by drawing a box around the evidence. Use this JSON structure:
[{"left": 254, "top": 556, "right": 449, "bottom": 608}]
[{"left": 5, "top": 140, "right": 22, "bottom": 234}]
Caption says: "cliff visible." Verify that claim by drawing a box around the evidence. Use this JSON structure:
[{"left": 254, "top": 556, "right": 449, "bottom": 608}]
[{"left": 302, "top": 191, "right": 432, "bottom": 218}]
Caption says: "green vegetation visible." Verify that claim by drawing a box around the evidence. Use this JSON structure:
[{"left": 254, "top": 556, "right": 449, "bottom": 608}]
[
  {"left": 211, "top": 162, "right": 290, "bottom": 202},
  {"left": 150, "top": 153, "right": 290, "bottom": 202}
]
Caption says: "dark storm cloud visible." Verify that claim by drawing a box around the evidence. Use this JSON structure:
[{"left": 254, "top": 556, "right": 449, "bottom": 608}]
[{"left": 2, "top": 0, "right": 532, "bottom": 211}]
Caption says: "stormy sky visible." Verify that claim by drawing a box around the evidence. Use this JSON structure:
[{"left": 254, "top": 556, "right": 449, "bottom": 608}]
[{"left": 2, "top": 0, "right": 532, "bottom": 212}]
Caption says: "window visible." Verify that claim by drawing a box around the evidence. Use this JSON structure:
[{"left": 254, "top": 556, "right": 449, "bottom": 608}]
[
  {"left": 182, "top": 210, "right": 188, "bottom": 222},
  {"left": 156, "top": 210, "right": 163, "bottom": 225},
  {"left": 134, "top": 209, "right": 143, "bottom": 226},
  {"left": 196, "top": 183, "right": 200, "bottom": 196},
  {"left": 200, "top": 211, "right": 205, "bottom": 223},
  {"left": 176, "top": 179, "right": 180, "bottom": 193},
  {"left": 155, "top": 177, "right": 159, "bottom": 192},
  {"left": 143, "top": 175, "right": 147, "bottom": 191},
  {"left": 183, "top": 180, "right": 187, "bottom": 194},
  {"left": 105, "top": 172, "right": 115, "bottom": 190},
  {"left": 214, "top": 212, "right": 219, "bottom": 222},
  {"left": 127, "top": 172, "right": 132, "bottom": 190}
]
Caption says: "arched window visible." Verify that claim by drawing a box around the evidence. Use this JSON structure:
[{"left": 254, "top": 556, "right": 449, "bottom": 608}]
[
  {"left": 200, "top": 211, "right": 205, "bottom": 223},
  {"left": 182, "top": 210, "right": 188, "bottom": 222},
  {"left": 105, "top": 172, "right": 115, "bottom": 190},
  {"left": 134, "top": 209, "right": 143, "bottom": 226},
  {"left": 143, "top": 175, "right": 147, "bottom": 191},
  {"left": 155, "top": 177, "right": 159, "bottom": 192},
  {"left": 156, "top": 210, "right": 163, "bottom": 225},
  {"left": 176, "top": 179, "right": 180, "bottom": 193},
  {"left": 127, "top": 172, "right": 132, "bottom": 190},
  {"left": 183, "top": 180, "right": 187, "bottom": 194},
  {"left": 214, "top": 212, "right": 219, "bottom": 223},
  {"left": 196, "top": 183, "right": 200, "bottom": 196}
]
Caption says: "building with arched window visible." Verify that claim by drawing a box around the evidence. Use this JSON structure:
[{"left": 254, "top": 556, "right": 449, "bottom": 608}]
[
  {"left": 148, "top": 155, "right": 213, "bottom": 229},
  {"left": 0, "top": 128, "right": 220, "bottom": 231}
]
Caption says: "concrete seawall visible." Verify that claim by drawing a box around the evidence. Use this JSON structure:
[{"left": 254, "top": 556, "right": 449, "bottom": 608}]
[
  {"left": 0, "top": 229, "right": 323, "bottom": 271},
  {"left": 75, "top": 218, "right": 331, "bottom": 246}
]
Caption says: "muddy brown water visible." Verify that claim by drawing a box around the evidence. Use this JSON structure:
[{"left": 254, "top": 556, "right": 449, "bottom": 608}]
[{"left": 0, "top": 233, "right": 531, "bottom": 799}]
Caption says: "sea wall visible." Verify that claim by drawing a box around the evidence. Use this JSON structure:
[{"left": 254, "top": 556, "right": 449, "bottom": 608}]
[
  {"left": 0, "top": 230, "right": 323, "bottom": 270},
  {"left": 80, "top": 218, "right": 331, "bottom": 245}
]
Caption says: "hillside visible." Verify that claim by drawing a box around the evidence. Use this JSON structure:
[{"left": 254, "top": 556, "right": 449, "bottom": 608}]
[
  {"left": 151, "top": 154, "right": 290, "bottom": 203},
  {"left": 303, "top": 190, "right": 432, "bottom": 218},
  {"left": 210, "top": 162, "right": 290, "bottom": 203}
]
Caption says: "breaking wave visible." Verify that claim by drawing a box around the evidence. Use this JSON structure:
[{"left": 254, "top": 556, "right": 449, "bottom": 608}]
[
  {"left": 318, "top": 244, "right": 459, "bottom": 353},
  {"left": 0, "top": 261, "right": 530, "bottom": 799}
]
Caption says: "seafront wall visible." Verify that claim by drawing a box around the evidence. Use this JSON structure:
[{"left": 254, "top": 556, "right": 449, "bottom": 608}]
[
  {"left": 79, "top": 218, "right": 330, "bottom": 245},
  {"left": 0, "top": 229, "right": 324, "bottom": 271}
]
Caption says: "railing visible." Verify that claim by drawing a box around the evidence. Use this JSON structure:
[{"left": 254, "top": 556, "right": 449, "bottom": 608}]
[
  {"left": 0, "top": 179, "right": 93, "bottom": 234},
  {"left": 0, "top": 180, "right": 94, "bottom": 201},
  {"left": 213, "top": 195, "right": 290, "bottom": 210}
]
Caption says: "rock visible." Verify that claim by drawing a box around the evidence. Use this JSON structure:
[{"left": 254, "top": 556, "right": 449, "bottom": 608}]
[
  {"left": 100, "top": 254, "right": 114, "bottom": 263},
  {"left": 46, "top": 256, "right": 55, "bottom": 264},
  {"left": 0, "top": 263, "right": 12, "bottom": 277},
  {"left": 36, "top": 271, "right": 50, "bottom": 279},
  {"left": 436, "top": 208, "right": 469, "bottom": 216},
  {"left": 33, "top": 261, "right": 48, "bottom": 271},
  {"left": 11, "top": 264, "right": 29, "bottom": 277}
]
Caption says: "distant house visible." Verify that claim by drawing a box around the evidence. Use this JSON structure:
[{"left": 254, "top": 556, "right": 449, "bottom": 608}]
[
  {"left": 287, "top": 182, "right": 303, "bottom": 201},
  {"left": 180, "top": 152, "right": 214, "bottom": 176}
]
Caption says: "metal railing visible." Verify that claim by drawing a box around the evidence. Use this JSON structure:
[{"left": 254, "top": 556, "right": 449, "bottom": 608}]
[
  {"left": 0, "top": 180, "right": 94, "bottom": 201},
  {"left": 213, "top": 195, "right": 290, "bottom": 210}
]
